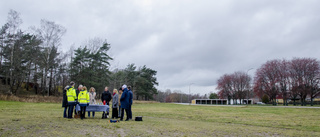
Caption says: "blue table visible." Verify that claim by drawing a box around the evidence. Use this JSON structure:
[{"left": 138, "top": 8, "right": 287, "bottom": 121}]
[{"left": 76, "top": 104, "right": 109, "bottom": 113}]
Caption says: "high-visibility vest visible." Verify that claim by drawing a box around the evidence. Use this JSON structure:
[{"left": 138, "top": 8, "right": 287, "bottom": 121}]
[
  {"left": 78, "top": 90, "right": 90, "bottom": 104},
  {"left": 67, "top": 86, "right": 77, "bottom": 103}
]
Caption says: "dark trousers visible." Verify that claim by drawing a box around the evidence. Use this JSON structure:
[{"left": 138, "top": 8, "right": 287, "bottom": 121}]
[
  {"left": 80, "top": 106, "right": 86, "bottom": 119},
  {"left": 128, "top": 105, "right": 132, "bottom": 119},
  {"left": 74, "top": 105, "right": 77, "bottom": 114},
  {"left": 112, "top": 108, "right": 118, "bottom": 119},
  {"left": 63, "top": 106, "right": 68, "bottom": 118},
  {"left": 88, "top": 111, "right": 95, "bottom": 117},
  {"left": 67, "top": 103, "right": 75, "bottom": 118},
  {"left": 118, "top": 105, "right": 122, "bottom": 117},
  {"left": 120, "top": 108, "right": 129, "bottom": 120},
  {"left": 106, "top": 103, "right": 109, "bottom": 115}
]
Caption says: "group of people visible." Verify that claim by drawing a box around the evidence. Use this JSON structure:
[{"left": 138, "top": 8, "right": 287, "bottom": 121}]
[{"left": 62, "top": 81, "right": 133, "bottom": 121}]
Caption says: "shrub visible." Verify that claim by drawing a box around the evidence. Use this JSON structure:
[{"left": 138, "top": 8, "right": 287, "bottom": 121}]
[{"left": 262, "top": 94, "right": 269, "bottom": 104}]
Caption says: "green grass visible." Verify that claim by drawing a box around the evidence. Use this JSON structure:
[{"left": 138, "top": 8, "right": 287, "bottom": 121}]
[{"left": 0, "top": 101, "right": 319, "bottom": 136}]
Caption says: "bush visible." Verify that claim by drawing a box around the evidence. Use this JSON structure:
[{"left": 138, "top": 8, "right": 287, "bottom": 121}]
[{"left": 262, "top": 94, "right": 269, "bottom": 104}]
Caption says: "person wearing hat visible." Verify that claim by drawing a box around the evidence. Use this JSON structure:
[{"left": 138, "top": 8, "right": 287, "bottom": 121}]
[{"left": 120, "top": 84, "right": 130, "bottom": 121}]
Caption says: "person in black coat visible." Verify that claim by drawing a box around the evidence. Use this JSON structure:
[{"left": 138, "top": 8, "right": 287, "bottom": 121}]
[
  {"left": 101, "top": 86, "right": 112, "bottom": 117},
  {"left": 101, "top": 86, "right": 112, "bottom": 105},
  {"left": 62, "top": 86, "right": 69, "bottom": 118}
]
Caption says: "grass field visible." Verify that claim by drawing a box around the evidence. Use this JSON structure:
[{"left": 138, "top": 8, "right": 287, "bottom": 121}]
[{"left": 0, "top": 101, "right": 320, "bottom": 137}]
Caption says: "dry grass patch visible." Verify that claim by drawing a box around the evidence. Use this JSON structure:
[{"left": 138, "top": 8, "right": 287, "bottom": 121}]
[{"left": 0, "top": 95, "right": 61, "bottom": 103}]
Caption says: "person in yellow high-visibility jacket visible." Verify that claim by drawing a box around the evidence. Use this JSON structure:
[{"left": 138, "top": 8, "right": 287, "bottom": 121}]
[
  {"left": 78, "top": 86, "right": 90, "bottom": 119},
  {"left": 67, "top": 81, "right": 77, "bottom": 119}
]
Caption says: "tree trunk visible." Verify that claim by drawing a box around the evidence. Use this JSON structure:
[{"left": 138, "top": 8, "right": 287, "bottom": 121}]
[
  {"left": 54, "top": 67, "right": 57, "bottom": 96},
  {"left": 13, "top": 79, "right": 21, "bottom": 95},
  {"left": 0, "top": 52, "right": 2, "bottom": 71},
  {"left": 41, "top": 69, "right": 46, "bottom": 96},
  {"left": 26, "top": 62, "right": 32, "bottom": 91},
  {"left": 10, "top": 79, "right": 15, "bottom": 95},
  {"left": 34, "top": 64, "right": 38, "bottom": 94},
  {"left": 10, "top": 43, "right": 14, "bottom": 93},
  {"left": 48, "top": 68, "right": 53, "bottom": 96}
]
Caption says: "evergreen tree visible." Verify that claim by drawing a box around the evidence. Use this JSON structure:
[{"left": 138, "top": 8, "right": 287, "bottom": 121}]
[
  {"left": 70, "top": 40, "right": 112, "bottom": 96},
  {"left": 135, "top": 65, "right": 158, "bottom": 100}
]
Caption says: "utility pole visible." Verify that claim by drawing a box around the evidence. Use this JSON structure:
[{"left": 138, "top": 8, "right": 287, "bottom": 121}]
[
  {"left": 247, "top": 68, "right": 253, "bottom": 104},
  {"left": 179, "top": 91, "right": 182, "bottom": 103},
  {"left": 189, "top": 83, "right": 194, "bottom": 105}
]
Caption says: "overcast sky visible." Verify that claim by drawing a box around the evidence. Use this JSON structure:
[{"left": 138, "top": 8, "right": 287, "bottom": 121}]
[{"left": 1, "top": 0, "right": 320, "bottom": 95}]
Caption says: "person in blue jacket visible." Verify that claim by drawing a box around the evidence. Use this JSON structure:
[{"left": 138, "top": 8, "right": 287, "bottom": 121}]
[
  {"left": 128, "top": 86, "right": 133, "bottom": 120},
  {"left": 120, "top": 84, "right": 130, "bottom": 121}
]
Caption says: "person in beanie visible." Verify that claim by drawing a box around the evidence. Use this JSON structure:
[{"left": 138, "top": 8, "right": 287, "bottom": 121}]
[
  {"left": 128, "top": 86, "right": 133, "bottom": 120},
  {"left": 120, "top": 84, "right": 130, "bottom": 121},
  {"left": 78, "top": 86, "right": 90, "bottom": 120},
  {"left": 112, "top": 89, "right": 119, "bottom": 119},
  {"left": 118, "top": 87, "right": 123, "bottom": 118}
]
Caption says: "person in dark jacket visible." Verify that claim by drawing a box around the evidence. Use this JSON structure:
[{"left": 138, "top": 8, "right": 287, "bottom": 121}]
[
  {"left": 101, "top": 87, "right": 112, "bottom": 105},
  {"left": 62, "top": 86, "right": 69, "bottom": 118},
  {"left": 120, "top": 84, "right": 130, "bottom": 121},
  {"left": 101, "top": 86, "right": 112, "bottom": 118},
  {"left": 128, "top": 86, "right": 133, "bottom": 120}
]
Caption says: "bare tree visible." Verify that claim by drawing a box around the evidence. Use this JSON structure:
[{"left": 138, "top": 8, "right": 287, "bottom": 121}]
[
  {"left": 217, "top": 72, "right": 251, "bottom": 105},
  {"left": 32, "top": 19, "right": 66, "bottom": 96},
  {"left": 82, "top": 37, "right": 106, "bottom": 53},
  {"left": 5, "top": 10, "right": 23, "bottom": 94}
]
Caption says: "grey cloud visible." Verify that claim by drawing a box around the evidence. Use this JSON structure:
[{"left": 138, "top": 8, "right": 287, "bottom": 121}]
[{"left": 1, "top": 0, "right": 320, "bottom": 94}]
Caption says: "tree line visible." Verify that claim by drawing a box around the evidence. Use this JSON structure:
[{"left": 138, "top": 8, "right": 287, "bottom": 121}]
[
  {"left": 0, "top": 10, "right": 66, "bottom": 96},
  {"left": 217, "top": 57, "right": 320, "bottom": 106},
  {"left": 254, "top": 58, "right": 320, "bottom": 106},
  {"left": 0, "top": 10, "right": 159, "bottom": 100},
  {"left": 153, "top": 89, "right": 217, "bottom": 103}
]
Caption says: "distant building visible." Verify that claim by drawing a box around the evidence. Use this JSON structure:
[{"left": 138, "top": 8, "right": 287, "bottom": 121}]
[{"left": 192, "top": 99, "right": 253, "bottom": 105}]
